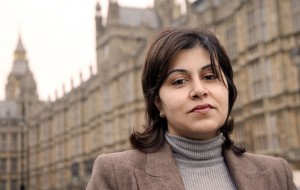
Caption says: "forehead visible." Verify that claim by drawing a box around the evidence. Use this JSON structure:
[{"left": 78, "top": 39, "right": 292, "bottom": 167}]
[{"left": 169, "top": 46, "right": 211, "bottom": 69}]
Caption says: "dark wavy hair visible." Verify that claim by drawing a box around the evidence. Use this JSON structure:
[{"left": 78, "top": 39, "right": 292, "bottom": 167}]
[{"left": 130, "top": 27, "right": 245, "bottom": 155}]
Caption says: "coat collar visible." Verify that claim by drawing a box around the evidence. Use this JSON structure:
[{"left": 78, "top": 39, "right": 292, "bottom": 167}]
[{"left": 145, "top": 142, "right": 273, "bottom": 190}]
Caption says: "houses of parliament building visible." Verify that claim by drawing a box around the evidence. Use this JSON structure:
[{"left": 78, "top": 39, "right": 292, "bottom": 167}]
[{"left": 0, "top": 0, "right": 300, "bottom": 189}]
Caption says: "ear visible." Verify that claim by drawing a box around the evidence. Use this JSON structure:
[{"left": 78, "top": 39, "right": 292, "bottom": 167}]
[{"left": 155, "top": 96, "right": 162, "bottom": 112}]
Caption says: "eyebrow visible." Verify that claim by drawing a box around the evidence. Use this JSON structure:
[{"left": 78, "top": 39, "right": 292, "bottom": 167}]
[{"left": 166, "top": 64, "right": 212, "bottom": 77}]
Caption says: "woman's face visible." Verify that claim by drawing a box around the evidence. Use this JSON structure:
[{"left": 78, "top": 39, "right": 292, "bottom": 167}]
[{"left": 157, "top": 46, "right": 229, "bottom": 140}]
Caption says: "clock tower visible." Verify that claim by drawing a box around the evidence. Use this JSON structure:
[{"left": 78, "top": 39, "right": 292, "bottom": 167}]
[{"left": 5, "top": 36, "right": 39, "bottom": 118}]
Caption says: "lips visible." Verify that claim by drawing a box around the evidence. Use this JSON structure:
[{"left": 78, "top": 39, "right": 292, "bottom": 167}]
[{"left": 190, "top": 104, "right": 214, "bottom": 113}]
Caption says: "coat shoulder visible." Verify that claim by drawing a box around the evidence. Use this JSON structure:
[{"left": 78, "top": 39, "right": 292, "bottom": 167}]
[
  {"left": 224, "top": 150, "right": 297, "bottom": 190},
  {"left": 242, "top": 152, "right": 282, "bottom": 162},
  {"left": 227, "top": 151, "right": 291, "bottom": 173},
  {"left": 94, "top": 148, "right": 146, "bottom": 172},
  {"left": 225, "top": 150, "right": 292, "bottom": 175},
  {"left": 86, "top": 149, "right": 146, "bottom": 190},
  {"left": 240, "top": 152, "right": 289, "bottom": 170}
]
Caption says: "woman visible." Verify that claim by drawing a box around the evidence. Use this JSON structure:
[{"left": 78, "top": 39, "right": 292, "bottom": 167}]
[{"left": 86, "top": 28, "right": 296, "bottom": 190}]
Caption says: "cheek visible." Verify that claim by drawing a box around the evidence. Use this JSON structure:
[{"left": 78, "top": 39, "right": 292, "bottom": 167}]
[
  {"left": 217, "top": 87, "right": 229, "bottom": 109},
  {"left": 159, "top": 91, "right": 181, "bottom": 114},
  {"left": 222, "top": 90, "right": 229, "bottom": 114},
  {"left": 160, "top": 97, "right": 174, "bottom": 112}
]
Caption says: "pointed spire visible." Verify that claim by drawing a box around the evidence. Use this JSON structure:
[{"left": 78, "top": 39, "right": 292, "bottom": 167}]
[
  {"left": 95, "top": 1, "right": 104, "bottom": 34},
  {"left": 62, "top": 83, "right": 66, "bottom": 95},
  {"left": 70, "top": 77, "right": 74, "bottom": 89},
  {"left": 14, "top": 35, "right": 27, "bottom": 62},
  {"left": 16, "top": 35, "right": 25, "bottom": 53},
  {"left": 55, "top": 89, "right": 58, "bottom": 100},
  {"left": 96, "top": 1, "right": 101, "bottom": 13}
]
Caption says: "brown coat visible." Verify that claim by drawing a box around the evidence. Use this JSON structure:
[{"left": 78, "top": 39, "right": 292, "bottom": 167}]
[{"left": 86, "top": 142, "right": 296, "bottom": 190}]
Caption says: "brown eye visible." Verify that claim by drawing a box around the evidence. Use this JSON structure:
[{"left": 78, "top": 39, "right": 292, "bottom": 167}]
[
  {"left": 172, "top": 79, "right": 187, "bottom": 85},
  {"left": 203, "top": 74, "right": 217, "bottom": 81}
]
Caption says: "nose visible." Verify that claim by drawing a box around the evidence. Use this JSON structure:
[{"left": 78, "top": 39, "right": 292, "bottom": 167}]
[{"left": 189, "top": 79, "right": 208, "bottom": 100}]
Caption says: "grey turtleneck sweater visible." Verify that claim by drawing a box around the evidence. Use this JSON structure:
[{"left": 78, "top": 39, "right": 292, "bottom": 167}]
[{"left": 165, "top": 133, "right": 236, "bottom": 190}]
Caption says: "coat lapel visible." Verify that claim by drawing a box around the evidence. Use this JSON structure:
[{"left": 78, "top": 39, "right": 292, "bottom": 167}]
[
  {"left": 224, "top": 149, "right": 275, "bottom": 190},
  {"left": 139, "top": 144, "right": 276, "bottom": 190},
  {"left": 145, "top": 142, "right": 185, "bottom": 190}
]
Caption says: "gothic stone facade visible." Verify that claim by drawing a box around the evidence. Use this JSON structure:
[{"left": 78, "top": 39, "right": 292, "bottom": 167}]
[{"left": 1, "top": 0, "right": 299, "bottom": 189}]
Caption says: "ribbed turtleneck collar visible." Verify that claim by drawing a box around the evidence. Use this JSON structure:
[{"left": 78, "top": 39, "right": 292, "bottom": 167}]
[
  {"left": 165, "top": 132, "right": 225, "bottom": 162},
  {"left": 165, "top": 133, "right": 237, "bottom": 190}
]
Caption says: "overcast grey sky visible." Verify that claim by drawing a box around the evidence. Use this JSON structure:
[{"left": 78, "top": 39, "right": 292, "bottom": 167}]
[{"left": 0, "top": 0, "right": 154, "bottom": 101}]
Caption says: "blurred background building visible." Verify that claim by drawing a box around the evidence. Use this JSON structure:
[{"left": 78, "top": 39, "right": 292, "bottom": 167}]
[{"left": 0, "top": 0, "right": 300, "bottom": 189}]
